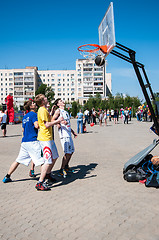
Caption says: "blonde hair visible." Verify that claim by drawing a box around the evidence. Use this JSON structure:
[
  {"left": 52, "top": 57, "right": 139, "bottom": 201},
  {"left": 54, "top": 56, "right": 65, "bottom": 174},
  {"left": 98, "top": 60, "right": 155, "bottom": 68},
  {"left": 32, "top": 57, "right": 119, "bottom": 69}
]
[{"left": 34, "top": 94, "right": 45, "bottom": 107}]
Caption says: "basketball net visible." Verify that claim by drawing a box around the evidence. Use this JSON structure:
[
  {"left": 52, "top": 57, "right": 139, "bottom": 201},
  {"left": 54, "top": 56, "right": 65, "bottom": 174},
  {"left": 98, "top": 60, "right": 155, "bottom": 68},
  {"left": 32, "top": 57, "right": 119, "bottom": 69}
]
[{"left": 78, "top": 44, "right": 107, "bottom": 60}]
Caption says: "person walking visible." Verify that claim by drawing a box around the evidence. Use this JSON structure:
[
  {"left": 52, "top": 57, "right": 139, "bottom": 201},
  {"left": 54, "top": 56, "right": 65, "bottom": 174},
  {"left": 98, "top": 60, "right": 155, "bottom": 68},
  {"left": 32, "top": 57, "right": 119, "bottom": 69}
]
[
  {"left": 124, "top": 107, "right": 129, "bottom": 124},
  {"left": 77, "top": 109, "right": 84, "bottom": 134},
  {"left": 104, "top": 109, "right": 107, "bottom": 126},
  {"left": 84, "top": 108, "right": 89, "bottom": 124},
  {"left": 99, "top": 110, "right": 103, "bottom": 127},
  {"left": 114, "top": 109, "right": 118, "bottom": 124},
  {"left": 92, "top": 108, "right": 97, "bottom": 125},
  {"left": 0, "top": 110, "right": 7, "bottom": 137}
]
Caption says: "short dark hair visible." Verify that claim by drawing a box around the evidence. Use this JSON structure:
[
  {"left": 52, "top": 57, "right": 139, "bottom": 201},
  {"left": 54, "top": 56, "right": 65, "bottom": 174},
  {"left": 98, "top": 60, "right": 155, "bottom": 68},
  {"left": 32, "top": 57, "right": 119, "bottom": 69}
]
[
  {"left": 53, "top": 98, "right": 61, "bottom": 107},
  {"left": 23, "top": 100, "right": 33, "bottom": 111}
]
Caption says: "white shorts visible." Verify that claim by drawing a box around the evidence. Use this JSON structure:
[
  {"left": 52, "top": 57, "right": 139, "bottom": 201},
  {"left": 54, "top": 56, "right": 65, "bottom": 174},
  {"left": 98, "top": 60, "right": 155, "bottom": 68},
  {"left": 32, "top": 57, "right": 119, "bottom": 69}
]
[
  {"left": 16, "top": 141, "right": 44, "bottom": 166},
  {"left": 60, "top": 137, "right": 75, "bottom": 154},
  {"left": 40, "top": 140, "right": 59, "bottom": 164}
]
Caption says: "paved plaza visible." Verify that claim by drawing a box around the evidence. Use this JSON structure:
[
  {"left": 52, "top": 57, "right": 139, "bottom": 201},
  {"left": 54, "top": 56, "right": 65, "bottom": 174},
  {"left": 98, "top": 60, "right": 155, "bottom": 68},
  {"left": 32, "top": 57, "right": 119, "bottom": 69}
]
[{"left": 0, "top": 118, "right": 159, "bottom": 240}]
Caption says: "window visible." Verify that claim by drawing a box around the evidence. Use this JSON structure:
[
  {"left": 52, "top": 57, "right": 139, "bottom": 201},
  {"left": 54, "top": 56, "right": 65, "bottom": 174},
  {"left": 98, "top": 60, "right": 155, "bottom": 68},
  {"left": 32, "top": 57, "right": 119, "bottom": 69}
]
[
  {"left": 58, "top": 93, "right": 61, "bottom": 96},
  {"left": 51, "top": 79, "right": 54, "bottom": 82},
  {"left": 78, "top": 88, "right": 81, "bottom": 91},
  {"left": 9, "top": 73, "right": 13, "bottom": 76},
  {"left": 58, "top": 88, "right": 61, "bottom": 91},
  {"left": 58, "top": 83, "right": 61, "bottom": 86},
  {"left": 51, "top": 74, "right": 55, "bottom": 77},
  {"left": 43, "top": 74, "right": 45, "bottom": 77},
  {"left": 25, "top": 72, "right": 33, "bottom": 76},
  {"left": 58, "top": 74, "right": 61, "bottom": 76},
  {"left": 14, "top": 72, "right": 23, "bottom": 76},
  {"left": 51, "top": 84, "right": 55, "bottom": 86}
]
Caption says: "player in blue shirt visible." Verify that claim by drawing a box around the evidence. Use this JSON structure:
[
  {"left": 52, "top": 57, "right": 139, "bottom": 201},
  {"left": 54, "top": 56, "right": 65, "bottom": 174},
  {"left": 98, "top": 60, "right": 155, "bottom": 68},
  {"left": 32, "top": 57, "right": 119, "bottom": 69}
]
[{"left": 2, "top": 100, "right": 51, "bottom": 191}]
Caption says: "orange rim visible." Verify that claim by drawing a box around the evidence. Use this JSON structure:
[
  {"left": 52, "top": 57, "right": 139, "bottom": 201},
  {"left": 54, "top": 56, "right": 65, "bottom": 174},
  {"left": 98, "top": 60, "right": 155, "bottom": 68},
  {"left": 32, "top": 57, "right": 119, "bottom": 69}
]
[{"left": 78, "top": 44, "right": 108, "bottom": 54}]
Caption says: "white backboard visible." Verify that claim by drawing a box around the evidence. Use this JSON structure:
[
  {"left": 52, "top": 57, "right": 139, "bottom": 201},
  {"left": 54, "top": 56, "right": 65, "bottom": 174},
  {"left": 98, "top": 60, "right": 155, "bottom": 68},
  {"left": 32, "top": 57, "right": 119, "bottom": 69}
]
[{"left": 98, "top": 2, "right": 116, "bottom": 56}]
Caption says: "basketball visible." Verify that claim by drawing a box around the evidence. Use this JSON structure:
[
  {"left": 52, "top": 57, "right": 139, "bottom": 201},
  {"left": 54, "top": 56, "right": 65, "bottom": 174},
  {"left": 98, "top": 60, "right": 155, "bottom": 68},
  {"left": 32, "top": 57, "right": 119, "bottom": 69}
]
[
  {"left": 95, "top": 55, "right": 105, "bottom": 66},
  {"left": 151, "top": 156, "right": 159, "bottom": 166}
]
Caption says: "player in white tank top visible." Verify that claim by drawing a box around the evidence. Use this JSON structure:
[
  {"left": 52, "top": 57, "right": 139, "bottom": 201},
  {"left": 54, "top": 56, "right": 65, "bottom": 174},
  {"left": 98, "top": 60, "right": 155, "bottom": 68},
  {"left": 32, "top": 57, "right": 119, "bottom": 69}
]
[{"left": 52, "top": 99, "right": 77, "bottom": 177}]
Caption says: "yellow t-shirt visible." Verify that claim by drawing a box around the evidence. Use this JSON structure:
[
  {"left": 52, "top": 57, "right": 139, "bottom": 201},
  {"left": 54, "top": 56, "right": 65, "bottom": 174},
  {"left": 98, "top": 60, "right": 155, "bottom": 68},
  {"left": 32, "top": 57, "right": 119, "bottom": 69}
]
[{"left": 37, "top": 107, "right": 53, "bottom": 141}]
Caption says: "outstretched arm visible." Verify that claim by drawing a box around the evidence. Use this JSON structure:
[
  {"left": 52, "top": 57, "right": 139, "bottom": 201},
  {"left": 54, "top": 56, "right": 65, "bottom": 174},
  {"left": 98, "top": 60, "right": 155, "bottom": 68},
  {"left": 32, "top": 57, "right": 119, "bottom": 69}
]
[
  {"left": 71, "top": 128, "right": 77, "bottom": 138},
  {"left": 44, "top": 109, "right": 63, "bottom": 128}
]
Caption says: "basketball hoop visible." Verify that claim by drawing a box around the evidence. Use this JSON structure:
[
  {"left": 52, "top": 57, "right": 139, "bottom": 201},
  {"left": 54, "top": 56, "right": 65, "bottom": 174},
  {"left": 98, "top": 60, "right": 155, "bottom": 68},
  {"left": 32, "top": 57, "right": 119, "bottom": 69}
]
[{"left": 77, "top": 44, "right": 108, "bottom": 59}]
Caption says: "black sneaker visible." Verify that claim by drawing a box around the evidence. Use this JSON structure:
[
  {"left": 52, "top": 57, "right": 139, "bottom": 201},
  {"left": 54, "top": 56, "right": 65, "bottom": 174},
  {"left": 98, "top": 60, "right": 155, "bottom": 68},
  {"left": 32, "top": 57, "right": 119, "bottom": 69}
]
[{"left": 35, "top": 182, "right": 51, "bottom": 191}]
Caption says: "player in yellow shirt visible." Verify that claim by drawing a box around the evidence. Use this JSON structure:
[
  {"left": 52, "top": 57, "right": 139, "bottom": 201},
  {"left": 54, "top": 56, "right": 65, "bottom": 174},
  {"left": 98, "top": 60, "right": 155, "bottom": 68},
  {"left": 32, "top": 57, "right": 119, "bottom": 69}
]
[{"left": 34, "top": 94, "right": 63, "bottom": 189}]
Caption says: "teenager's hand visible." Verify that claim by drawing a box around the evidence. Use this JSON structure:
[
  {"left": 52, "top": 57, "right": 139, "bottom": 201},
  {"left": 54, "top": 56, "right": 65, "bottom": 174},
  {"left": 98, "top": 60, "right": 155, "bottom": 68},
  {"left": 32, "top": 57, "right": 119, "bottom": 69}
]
[
  {"left": 58, "top": 116, "right": 64, "bottom": 122},
  {"left": 74, "top": 132, "right": 78, "bottom": 138},
  {"left": 61, "top": 120, "right": 68, "bottom": 125}
]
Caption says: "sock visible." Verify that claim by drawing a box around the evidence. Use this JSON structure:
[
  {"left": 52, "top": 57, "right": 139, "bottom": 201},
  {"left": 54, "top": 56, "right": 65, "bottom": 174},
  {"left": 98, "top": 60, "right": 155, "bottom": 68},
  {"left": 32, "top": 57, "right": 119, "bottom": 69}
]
[{"left": 6, "top": 174, "right": 10, "bottom": 178}]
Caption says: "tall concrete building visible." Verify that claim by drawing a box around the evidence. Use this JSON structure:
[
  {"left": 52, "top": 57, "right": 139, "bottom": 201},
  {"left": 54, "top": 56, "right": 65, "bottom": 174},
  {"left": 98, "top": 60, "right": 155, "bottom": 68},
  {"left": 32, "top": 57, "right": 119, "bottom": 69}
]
[
  {"left": 0, "top": 67, "right": 38, "bottom": 108},
  {"left": 76, "top": 59, "right": 111, "bottom": 104},
  {"left": 0, "top": 59, "right": 111, "bottom": 108}
]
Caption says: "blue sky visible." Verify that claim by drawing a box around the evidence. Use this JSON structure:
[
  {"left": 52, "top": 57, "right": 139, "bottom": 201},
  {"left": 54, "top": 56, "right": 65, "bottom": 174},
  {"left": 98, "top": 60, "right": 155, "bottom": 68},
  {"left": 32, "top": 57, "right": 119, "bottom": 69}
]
[{"left": 0, "top": 0, "right": 159, "bottom": 99}]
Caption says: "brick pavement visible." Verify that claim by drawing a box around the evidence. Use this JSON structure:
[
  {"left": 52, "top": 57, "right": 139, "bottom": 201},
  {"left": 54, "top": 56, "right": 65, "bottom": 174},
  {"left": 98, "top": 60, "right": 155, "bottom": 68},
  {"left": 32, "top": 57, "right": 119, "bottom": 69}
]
[{"left": 0, "top": 118, "right": 159, "bottom": 240}]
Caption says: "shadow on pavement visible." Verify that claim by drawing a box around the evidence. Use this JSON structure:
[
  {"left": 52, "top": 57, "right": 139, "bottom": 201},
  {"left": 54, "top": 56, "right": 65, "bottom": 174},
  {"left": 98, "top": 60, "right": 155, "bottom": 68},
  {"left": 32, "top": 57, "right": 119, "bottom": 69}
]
[
  {"left": 0, "top": 135, "right": 22, "bottom": 138},
  {"left": 52, "top": 163, "right": 98, "bottom": 188},
  {"left": 10, "top": 163, "right": 98, "bottom": 186}
]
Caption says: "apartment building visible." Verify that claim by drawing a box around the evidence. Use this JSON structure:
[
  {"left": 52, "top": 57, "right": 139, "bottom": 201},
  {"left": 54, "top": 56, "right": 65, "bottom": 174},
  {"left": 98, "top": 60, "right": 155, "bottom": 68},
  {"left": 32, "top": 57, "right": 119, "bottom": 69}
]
[
  {"left": 0, "top": 67, "right": 38, "bottom": 108},
  {"left": 37, "top": 70, "right": 77, "bottom": 103},
  {"left": 76, "top": 59, "right": 111, "bottom": 104},
  {"left": 0, "top": 59, "right": 111, "bottom": 108}
]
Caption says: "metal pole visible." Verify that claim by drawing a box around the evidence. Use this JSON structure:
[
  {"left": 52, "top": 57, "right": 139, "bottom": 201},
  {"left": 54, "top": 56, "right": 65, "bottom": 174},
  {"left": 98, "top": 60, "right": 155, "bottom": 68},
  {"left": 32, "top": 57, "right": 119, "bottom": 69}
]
[{"left": 129, "top": 51, "right": 159, "bottom": 135}]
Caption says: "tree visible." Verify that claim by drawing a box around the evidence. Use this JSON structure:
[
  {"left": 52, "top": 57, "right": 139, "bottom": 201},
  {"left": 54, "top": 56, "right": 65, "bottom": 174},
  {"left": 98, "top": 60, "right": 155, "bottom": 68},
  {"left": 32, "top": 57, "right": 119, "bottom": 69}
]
[
  {"left": 35, "top": 84, "right": 55, "bottom": 105},
  {"left": 71, "top": 101, "right": 81, "bottom": 117}
]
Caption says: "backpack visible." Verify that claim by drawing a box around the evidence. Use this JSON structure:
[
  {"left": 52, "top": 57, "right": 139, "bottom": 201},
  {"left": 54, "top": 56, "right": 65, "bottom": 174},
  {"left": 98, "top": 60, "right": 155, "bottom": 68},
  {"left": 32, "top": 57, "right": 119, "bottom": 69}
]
[{"left": 145, "top": 171, "right": 159, "bottom": 188}]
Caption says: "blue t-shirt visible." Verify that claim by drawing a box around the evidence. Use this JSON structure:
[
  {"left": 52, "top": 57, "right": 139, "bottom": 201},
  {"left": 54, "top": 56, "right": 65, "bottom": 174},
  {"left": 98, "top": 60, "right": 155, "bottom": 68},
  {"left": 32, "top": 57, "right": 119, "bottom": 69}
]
[
  {"left": 77, "top": 112, "right": 83, "bottom": 121},
  {"left": 22, "top": 111, "right": 38, "bottom": 142}
]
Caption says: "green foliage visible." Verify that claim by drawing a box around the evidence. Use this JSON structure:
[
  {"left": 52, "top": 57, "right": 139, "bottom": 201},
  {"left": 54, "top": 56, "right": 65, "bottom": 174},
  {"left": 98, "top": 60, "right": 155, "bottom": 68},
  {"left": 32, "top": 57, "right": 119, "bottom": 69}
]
[
  {"left": 154, "top": 92, "right": 159, "bottom": 101},
  {"left": 68, "top": 101, "right": 81, "bottom": 117},
  {"left": 83, "top": 94, "right": 141, "bottom": 117},
  {"left": 35, "top": 83, "right": 47, "bottom": 95},
  {"left": 0, "top": 104, "right": 2, "bottom": 111},
  {"left": 35, "top": 84, "right": 55, "bottom": 105}
]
